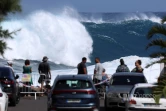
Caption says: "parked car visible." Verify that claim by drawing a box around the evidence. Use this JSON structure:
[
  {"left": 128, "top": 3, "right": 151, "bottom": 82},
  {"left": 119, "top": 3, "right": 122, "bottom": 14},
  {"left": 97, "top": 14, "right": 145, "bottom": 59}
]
[
  {"left": 105, "top": 72, "right": 147, "bottom": 110},
  {"left": 126, "top": 83, "right": 166, "bottom": 111},
  {"left": 47, "top": 75, "right": 100, "bottom": 111},
  {"left": 0, "top": 67, "right": 20, "bottom": 106},
  {"left": 0, "top": 83, "right": 8, "bottom": 111}
]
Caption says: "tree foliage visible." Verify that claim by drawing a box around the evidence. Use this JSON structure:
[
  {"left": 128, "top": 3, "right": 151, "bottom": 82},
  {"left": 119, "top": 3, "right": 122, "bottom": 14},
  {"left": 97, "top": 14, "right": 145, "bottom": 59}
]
[
  {"left": 153, "top": 74, "right": 166, "bottom": 104},
  {"left": 146, "top": 16, "right": 166, "bottom": 103},
  {"left": 0, "top": 0, "right": 21, "bottom": 56},
  {"left": 146, "top": 17, "right": 166, "bottom": 68}
]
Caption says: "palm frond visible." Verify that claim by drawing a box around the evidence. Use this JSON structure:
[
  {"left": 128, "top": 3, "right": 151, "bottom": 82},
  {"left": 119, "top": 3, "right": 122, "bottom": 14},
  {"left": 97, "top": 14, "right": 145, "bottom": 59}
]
[
  {"left": 147, "top": 25, "right": 166, "bottom": 39},
  {"left": 161, "top": 16, "right": 166, "bottom": 24},
  {"left": 146, "top": 39, "right": 166, "bottom": 50},
  {"left": 145, "top": 58, "right": 166, "bottom": 68},
  {"left": 149, "top": 52, "right": 166, "bottom": 58}
]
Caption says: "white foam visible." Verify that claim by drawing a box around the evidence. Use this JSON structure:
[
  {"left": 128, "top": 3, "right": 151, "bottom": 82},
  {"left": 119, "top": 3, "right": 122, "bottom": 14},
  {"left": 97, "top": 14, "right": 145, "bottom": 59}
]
[
  {"left": 81, "top": 13, "right": 161, "bottom": 24},
  {"left": 21, "top": 56, "right": 160, "bottom": 86},
  {"left": 2, "top": 7, "right": 93, "bottom": 66}
]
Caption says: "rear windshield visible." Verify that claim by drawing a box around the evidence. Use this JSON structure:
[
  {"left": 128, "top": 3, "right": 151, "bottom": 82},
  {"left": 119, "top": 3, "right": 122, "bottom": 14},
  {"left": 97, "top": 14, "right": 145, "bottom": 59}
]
[
  {"left": 0, "top": 68, "right": 11, "bottom": 78},
  {"left": 110, "top": 75, "right": 146, "bottom": 85},
  {"left": 134, "top": 87, "right": 154, "bottom": 98},
  {"left": 55, "top": 80, "right": 93, "bottom": 89}
]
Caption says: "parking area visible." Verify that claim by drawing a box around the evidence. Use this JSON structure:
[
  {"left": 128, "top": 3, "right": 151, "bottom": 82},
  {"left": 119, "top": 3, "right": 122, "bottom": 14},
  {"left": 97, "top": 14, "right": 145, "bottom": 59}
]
[{"left": 8, "top": 97, "right": 106, "bottom": 111}]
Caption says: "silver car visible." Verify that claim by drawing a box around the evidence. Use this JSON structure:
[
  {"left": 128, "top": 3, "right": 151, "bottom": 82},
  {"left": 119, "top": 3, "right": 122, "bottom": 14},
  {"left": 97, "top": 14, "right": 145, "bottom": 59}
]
[{"left": 105, "top": 72, "right": 147, "bottom": 110}]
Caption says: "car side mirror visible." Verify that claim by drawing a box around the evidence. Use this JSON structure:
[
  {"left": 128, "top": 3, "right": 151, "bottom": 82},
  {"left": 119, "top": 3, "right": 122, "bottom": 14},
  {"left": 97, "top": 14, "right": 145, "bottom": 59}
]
[{"left": 15, "top": 75, "right": 19, "bottom": 79}]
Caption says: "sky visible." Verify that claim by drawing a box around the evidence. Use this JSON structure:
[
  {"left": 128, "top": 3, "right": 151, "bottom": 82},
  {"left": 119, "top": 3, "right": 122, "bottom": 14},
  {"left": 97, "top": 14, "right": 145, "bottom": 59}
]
[{"left": 21, "top": 0, "right": 166, "bottom": 13}]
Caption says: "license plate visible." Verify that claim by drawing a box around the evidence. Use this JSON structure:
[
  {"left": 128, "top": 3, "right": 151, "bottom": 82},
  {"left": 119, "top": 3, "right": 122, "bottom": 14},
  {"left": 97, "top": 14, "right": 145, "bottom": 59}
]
[
  {"left": 144, "top": 104, "right": 160, "bottom": 107},
  {"left": 67, "top": 99, "right": 81, "bottom": 103}
]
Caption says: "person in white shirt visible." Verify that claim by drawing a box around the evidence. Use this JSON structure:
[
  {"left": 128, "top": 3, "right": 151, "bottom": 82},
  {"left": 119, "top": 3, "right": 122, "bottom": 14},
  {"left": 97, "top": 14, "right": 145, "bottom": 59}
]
[
  {"left": 6, "top": 61, "right": 14, "bottom": 72},
  {"left": 93, "top": 57, "right": 104, "bottom": 98}
]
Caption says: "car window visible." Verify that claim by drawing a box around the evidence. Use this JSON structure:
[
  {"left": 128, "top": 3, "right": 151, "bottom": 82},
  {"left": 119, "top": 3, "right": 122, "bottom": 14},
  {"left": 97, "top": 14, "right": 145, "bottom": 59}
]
[
  {"left": 110, "top": 75, "right": 146, "bottom": 85},
  {"left": 0, "top": 68, "right": 11, "bottom": 78},
  {"left": 134, "top": 87, "right": 153, "bottom": 98},
  {"left": 55, "top": 80, "right": 92, "bottom": 89},
  {"left": 10, "top": 69, "right": 15, "bottom": 79}
]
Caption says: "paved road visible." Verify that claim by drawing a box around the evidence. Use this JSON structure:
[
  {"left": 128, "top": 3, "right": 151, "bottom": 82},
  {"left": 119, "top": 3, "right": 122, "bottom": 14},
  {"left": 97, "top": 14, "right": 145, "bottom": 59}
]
[{"left": 8, "top": 97, "right": 105, "bottom": 111}]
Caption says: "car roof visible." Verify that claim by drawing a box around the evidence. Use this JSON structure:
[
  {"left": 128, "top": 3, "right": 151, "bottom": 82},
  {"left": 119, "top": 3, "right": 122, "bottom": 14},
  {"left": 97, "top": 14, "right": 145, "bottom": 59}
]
[
  {"left": 56, "top": 75, "right": 92, "bottom": 81},
  {"left": 134, "top": 83, "right": 157, "bottom": 87},
  {"left": 112, "top": 72, "right": 144, "bottom": 76},
  {"left": 0, "top": 67, "right": 11, "bottom": 70}
]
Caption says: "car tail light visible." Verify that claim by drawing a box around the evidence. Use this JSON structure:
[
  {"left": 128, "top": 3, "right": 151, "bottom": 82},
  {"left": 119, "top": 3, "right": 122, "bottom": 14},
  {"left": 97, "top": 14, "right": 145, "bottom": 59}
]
[
  {"left": 53, "top": 90, "right": 96, "bottom": 95},
  {"left": 0, "top": 93, "right": 3, "bottom": 97},
  {"left": 129, "top": 99, "right": 136, "bottom": 104},
  {"left": 3, "top": 80, "right": 14, "bottom": 84},
  {"left": 87, "top": 90, "right": 96, "bottom": 94}
]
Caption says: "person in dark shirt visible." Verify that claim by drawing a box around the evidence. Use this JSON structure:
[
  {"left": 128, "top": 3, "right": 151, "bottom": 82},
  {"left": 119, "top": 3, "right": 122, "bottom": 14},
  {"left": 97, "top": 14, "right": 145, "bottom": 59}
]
[
  {"left": 38, "top": 56, "right": 51, "bottom": 96},
  {"left": 77, "top": 57, "right": 87, "bottom": 74},
  {"left": 116, "top": 59, "right": 130, "bottom": 72}
]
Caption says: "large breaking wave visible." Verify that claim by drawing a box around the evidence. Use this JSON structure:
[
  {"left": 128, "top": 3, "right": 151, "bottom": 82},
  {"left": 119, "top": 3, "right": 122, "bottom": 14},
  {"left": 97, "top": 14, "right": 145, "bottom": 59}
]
[{"left": 1, "top": 7, "right": 93, "bottom": 66}]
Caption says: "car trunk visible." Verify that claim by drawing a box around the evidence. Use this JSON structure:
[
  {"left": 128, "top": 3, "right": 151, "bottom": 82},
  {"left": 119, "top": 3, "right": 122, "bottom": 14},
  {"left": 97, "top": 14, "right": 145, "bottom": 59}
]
[{"left": 52, "top": 89, "right": 97, "bottom": 104}]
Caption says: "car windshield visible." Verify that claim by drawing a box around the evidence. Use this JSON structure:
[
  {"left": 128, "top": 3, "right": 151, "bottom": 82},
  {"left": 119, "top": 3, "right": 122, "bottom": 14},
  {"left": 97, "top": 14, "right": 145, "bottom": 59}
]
[
  {"left": 55, "top": 80, "right": 93, "bottom": 89},
  {"left": 110, "top": 75, "right": 146, "bottom": 85},
  {"left": 0, "top": 68, "right": 10, "bottom": 78}
]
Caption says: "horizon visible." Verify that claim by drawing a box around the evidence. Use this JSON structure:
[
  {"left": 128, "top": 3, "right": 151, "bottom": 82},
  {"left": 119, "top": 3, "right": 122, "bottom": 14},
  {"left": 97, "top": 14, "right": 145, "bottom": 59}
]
[{"left": 21, "top": 0, "right": 166, "bottom": 14}]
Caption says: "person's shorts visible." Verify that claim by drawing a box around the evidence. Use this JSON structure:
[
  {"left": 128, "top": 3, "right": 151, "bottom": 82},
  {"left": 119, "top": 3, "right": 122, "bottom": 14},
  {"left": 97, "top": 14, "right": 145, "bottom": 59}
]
[{"left": 38, "top": 74, "right": 49, "bottom": 84}]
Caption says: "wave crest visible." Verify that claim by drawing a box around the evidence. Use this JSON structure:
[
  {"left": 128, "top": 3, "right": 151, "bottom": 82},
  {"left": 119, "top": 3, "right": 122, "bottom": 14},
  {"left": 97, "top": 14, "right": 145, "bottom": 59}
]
[{"left": 81, "top": 13, "right": 162, "bottom": 24}]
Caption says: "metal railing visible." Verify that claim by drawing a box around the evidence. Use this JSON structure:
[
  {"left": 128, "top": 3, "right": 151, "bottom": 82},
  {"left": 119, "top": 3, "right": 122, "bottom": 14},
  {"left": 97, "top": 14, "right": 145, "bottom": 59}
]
[{"left": 17, "top": 73, "right": 112, "bottom": 100}]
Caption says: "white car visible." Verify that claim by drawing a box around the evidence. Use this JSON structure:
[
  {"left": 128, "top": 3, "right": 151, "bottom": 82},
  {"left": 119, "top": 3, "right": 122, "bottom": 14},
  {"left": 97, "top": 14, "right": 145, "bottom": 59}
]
[
  {"left": 0, "top": 84, "right": 8, "bottom": 111},
  {"left": 126, "top": 83, "right": 166, "bottom": 111}
]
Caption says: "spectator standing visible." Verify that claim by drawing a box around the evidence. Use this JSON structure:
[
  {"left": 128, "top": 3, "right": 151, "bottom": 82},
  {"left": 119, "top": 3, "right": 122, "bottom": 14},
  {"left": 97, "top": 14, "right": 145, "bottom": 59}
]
[
  {"left": 131, "top": 60, "right": 144, "bottom": 73},
  {"left": 101, "top": 69, "right": 109, "bottom": 93},
  {"left": 23, "top": 59, "right": 32, "bottom": 97},
  {"left": 77, "top": 57, "right": 87, "bottom": 74},
  {"left": 7, "top": 61, "right": 14, "bottom": 72},
  {"left": 38, "top": 56, "right": 51, "bottom": 96},
  {"left": 94, "top": 57, "right": 104, "bottom": 97},
  {"left": 116, "top": 59, "right": 130, "bottom": 72}
]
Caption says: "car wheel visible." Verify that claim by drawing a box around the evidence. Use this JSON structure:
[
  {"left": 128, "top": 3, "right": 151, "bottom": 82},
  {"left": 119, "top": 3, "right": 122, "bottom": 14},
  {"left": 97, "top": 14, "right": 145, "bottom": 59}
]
[
  {"left": 105, "top": 99, "right": 116, "bottom": 111},
  {"left": 16, "top": 92, "right": 20, "bottom": 104},
  {"left": 104, "top": 97, "right": 111, "bottom": 111},
  {"left": 10, "top": 96, "right": 17, "bottom": 106}
]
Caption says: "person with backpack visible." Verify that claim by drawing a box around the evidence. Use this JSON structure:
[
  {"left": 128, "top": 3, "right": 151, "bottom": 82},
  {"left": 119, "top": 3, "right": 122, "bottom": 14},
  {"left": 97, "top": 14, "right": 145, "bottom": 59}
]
[
  {"left": 131, "top": 60, "right": 144, "bottom": 73},
  {"left": 116, "top": 59, "right": 130, "bottom": 72}
]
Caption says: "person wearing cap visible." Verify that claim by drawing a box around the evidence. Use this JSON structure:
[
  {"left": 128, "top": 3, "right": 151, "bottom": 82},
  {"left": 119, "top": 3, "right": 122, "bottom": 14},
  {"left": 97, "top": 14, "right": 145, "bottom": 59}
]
[
  {"left": 116, "top": 59, "right": 130, "bottom": 72},
  {"left": 6, "top": 61, "right": 14, "bottom": 72},
  {"left": 38, "top": 56, "right": 51, "bottom": 96}
]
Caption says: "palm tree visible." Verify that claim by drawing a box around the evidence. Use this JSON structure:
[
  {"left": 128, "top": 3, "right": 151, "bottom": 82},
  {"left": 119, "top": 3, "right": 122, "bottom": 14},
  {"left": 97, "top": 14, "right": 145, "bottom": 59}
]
[
  {"left": 0, "top": 0, "right": 21, "bottom": 57},
  {"left": 146, "top": 17, "right": 166, "bottom": 103},
  {"left": 153, "top": 74, "right": 166, "bottom": 104},
  {"left": 146, "top": 17, "right": 166, "bottom": 68}
]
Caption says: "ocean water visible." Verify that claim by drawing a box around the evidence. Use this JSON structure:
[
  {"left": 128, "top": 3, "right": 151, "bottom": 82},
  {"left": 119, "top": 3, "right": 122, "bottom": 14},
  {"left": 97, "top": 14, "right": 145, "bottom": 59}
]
[{"left": 0, "top": 7, "right": 164, "bottom": 85}]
